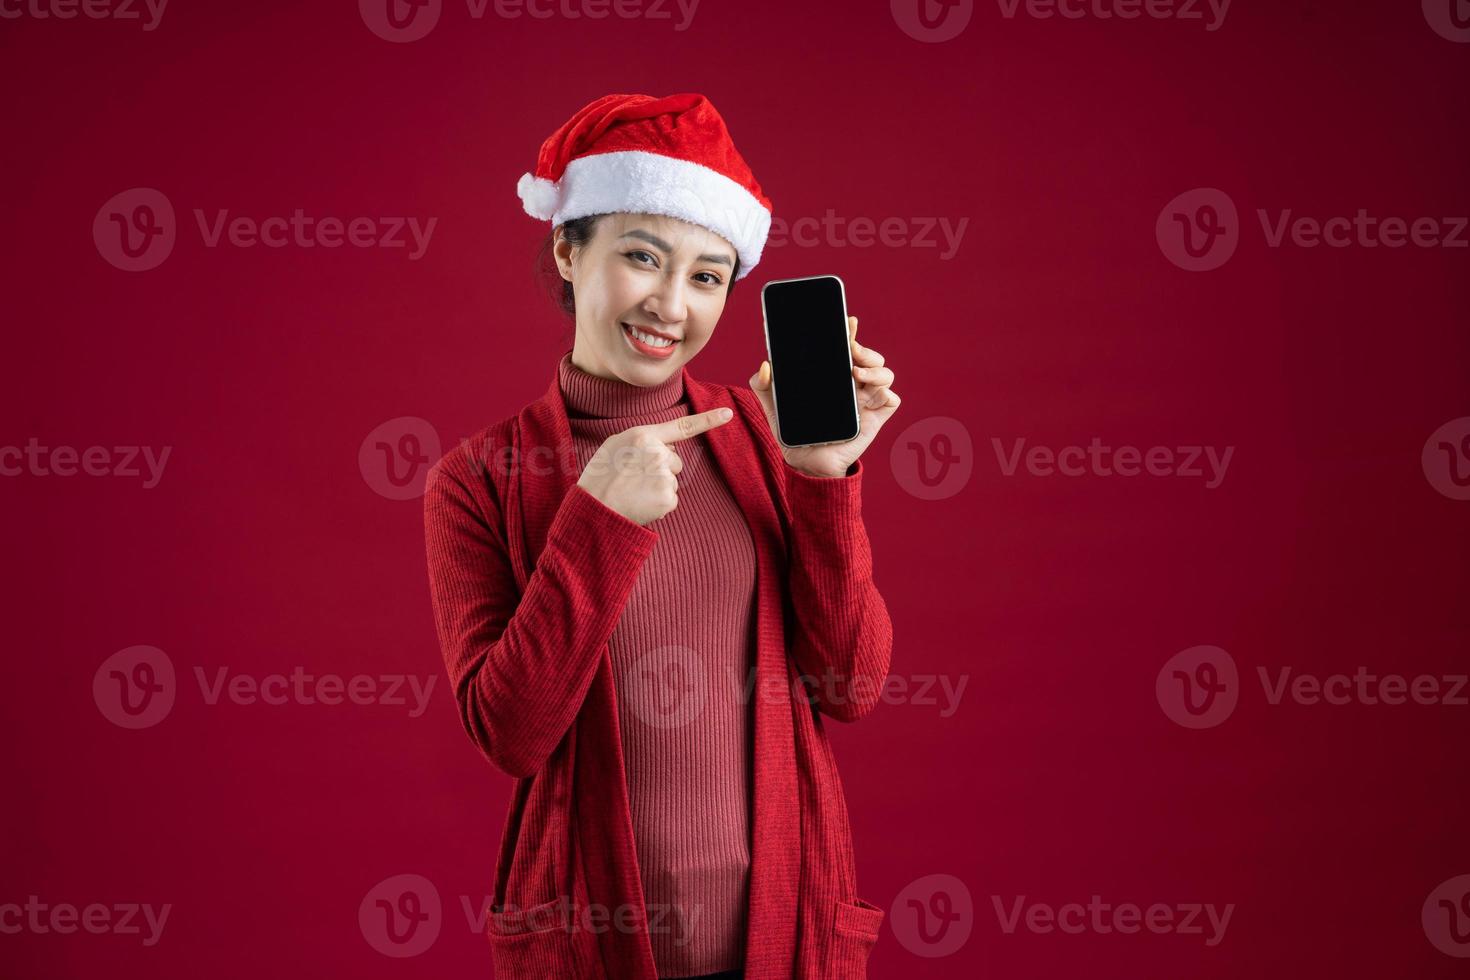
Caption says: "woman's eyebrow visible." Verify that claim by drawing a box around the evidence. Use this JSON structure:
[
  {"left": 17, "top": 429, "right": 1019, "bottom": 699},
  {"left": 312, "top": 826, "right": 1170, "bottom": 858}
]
[{"left": 619, "top": 228, "right": 733, "bottom": 267}]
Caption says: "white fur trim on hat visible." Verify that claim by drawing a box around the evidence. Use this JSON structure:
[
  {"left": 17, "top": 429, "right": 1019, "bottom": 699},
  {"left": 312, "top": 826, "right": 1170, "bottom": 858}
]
[{"left": 537, "top": 150, "right": 770, "bottom": 280}]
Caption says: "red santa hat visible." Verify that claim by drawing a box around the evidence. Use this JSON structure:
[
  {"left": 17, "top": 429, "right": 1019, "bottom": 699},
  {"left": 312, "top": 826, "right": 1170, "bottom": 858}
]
[{"left": 516, "top": 93, "right": 773, "bottom": 280}]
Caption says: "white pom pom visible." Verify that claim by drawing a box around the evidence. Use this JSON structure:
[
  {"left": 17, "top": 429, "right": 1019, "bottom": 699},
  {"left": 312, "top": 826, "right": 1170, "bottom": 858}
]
[{"left": 517, "top": 172, "right": 559, "bottom": 220}]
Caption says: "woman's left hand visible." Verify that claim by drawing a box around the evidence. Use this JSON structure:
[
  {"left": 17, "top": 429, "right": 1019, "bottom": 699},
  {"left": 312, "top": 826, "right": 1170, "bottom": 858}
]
[{"left": 748, "top": 315, "right": 902, "bottom": 479}]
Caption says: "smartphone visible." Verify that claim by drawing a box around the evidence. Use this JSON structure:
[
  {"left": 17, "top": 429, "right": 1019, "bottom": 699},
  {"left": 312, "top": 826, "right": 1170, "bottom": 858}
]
[{"left": 759, "top": 274, "right": 861, "bottom": 449}]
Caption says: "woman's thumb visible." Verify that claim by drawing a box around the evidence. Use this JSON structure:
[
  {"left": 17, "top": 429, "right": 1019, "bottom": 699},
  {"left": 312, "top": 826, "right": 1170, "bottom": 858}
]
[{"left": 748, "top": 360, "right": 777, "bottom": 424}]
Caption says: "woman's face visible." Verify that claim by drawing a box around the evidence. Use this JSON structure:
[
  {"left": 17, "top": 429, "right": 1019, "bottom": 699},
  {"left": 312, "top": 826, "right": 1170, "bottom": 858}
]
[{"left": 557, "top": 212, "right": 737, "bottom": 386}]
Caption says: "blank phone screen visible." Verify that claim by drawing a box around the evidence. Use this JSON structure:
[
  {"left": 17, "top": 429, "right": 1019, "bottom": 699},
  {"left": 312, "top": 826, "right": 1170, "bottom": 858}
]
[{"left": 762, "top": 276, "right": 859, "bottom": 447}]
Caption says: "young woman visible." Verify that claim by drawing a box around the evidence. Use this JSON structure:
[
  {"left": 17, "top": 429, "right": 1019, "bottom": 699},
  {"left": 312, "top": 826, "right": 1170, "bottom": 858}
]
[{"left": 424, "top": 93, "right": 901, "bottom": 980}]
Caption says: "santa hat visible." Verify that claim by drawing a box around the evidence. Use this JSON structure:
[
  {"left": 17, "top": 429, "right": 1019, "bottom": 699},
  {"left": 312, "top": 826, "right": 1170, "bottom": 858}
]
[{"left": 516, "top": 93, "right": 772, "bottom": 280}]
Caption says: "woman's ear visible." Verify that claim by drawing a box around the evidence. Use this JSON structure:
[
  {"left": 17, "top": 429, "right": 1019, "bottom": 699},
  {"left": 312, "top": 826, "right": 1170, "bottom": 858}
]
[{"left": 552, "top": 225, "right": 574, "bottom": 282}]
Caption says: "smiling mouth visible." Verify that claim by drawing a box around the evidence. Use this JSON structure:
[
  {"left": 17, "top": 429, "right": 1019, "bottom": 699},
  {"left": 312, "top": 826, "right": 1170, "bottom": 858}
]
[{"left": 621, "top": 321, "right": 680, "bottom": 351}]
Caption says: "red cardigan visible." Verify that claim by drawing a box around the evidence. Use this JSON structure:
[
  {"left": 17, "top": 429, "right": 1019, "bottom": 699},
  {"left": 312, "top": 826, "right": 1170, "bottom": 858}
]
[{"left": 423, "top": 359, "right": 894, "bottom": 978}]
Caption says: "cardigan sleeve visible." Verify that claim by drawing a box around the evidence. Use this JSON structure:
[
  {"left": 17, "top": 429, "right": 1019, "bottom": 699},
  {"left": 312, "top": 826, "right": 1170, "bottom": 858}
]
[
  {"left": 777, "top": 456, "right": 894, "bottom": 723},
  {"left": 423, "top": 446, "right": 658, "bottom": 778}
]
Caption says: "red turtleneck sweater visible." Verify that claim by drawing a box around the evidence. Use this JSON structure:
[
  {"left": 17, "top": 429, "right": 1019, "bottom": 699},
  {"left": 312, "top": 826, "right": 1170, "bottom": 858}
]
[{"left": 557, "top": 352, "right": 756, "bottom": 979}]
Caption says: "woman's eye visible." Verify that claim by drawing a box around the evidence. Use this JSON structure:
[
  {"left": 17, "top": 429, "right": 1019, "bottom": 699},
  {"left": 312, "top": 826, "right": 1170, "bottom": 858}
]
[{"left": 625, "top": 251, "right": 720, "bottom": 286}]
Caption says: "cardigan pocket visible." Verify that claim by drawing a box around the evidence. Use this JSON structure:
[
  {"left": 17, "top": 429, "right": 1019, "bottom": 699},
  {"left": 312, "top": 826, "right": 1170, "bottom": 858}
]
[
  {"left": 829, "top": 897, "right": 885, "bottom": 978},
  {"left": 485, "top": 896, "right": 581, "bottom": 977}
]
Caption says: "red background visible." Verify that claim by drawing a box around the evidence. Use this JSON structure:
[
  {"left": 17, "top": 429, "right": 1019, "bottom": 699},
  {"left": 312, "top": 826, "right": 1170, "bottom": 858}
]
[{"left": 2, "top": 0, "right": 1467, "bottom": 976}]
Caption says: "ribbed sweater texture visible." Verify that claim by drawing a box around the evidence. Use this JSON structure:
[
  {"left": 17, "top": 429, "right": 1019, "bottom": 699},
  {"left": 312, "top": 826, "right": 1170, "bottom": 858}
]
[{"left": 557, "top": 353, "right": 756, "bottom": 979}]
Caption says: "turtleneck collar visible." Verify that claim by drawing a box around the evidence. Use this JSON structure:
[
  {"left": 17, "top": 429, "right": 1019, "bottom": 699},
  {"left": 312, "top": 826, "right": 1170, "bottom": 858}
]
[{"left": 557, "top": 351, "right": 686, "bottom": 420}]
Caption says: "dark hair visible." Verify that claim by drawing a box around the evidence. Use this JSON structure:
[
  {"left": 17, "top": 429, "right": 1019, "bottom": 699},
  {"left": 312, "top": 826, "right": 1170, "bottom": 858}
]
[{"left": 535, "top": 213, "right": 741, "bottom": 322}]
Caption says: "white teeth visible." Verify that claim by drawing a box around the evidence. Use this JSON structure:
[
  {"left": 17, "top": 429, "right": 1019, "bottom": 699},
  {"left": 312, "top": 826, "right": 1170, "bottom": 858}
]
[{"left": 626, "top": 324, "right": 675, "bottom": 348}]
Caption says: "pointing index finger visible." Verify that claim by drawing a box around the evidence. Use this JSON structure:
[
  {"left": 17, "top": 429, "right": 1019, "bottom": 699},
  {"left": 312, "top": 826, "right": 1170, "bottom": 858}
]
[{"left": 645, "top": 406, "right": 734, "bottom": 444}]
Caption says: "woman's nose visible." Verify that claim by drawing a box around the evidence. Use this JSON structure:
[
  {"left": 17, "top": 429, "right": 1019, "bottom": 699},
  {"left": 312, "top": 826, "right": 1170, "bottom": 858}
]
[{"left": 644, "top": 277, "right": 687, "bottom": 324}]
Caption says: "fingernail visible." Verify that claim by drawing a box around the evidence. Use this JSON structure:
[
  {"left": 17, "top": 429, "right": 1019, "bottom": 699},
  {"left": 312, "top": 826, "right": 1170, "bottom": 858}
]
[{"left": 718, "top": 407, "right": 733, "bottom": 420}]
